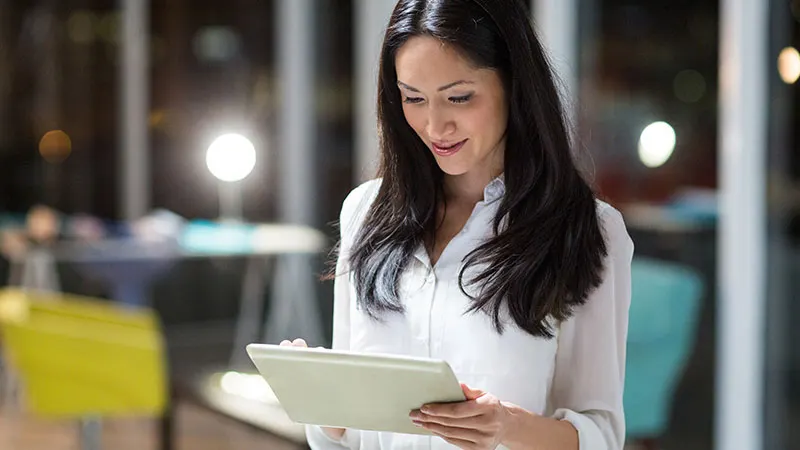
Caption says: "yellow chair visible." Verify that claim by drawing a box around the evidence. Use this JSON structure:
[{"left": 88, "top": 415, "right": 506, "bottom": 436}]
[{"left": 0, "top": 288, "right": 169, "bottom": 449}]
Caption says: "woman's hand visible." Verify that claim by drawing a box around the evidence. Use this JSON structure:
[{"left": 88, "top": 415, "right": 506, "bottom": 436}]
[
  {"left": 409, "top": 384, "right": 512, "bottom": 450},
  {"left": 279, "top": 338, "right": 347, "bottom": 441},
  {"left": 279, "top": 337, "right": 319, "bottom": 349}
]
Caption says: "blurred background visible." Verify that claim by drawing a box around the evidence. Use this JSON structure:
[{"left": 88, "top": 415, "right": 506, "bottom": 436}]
[{"left": 0, "top": 0, "right": 795, "bottom": 449}]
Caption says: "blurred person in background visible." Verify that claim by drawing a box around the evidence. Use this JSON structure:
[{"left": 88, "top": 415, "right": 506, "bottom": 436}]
[{"left": 284, "top": 0, "right": 633, "bottom": 449}]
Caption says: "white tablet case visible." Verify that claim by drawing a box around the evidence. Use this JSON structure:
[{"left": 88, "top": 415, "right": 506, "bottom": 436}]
[{"left": 246, "top": 344, "right": 466, "bottom": 435}]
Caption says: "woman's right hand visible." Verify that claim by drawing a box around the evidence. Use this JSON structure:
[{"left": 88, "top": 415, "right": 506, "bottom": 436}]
[{"left": 279, "top": 338, "right": 347, "bottom": 441}]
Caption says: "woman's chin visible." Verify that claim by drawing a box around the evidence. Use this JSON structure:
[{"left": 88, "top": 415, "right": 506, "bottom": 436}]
[
  {"left": 434, "top": 159, "right": 471, "bottom": 176},
  {"left": 437, "top": 166, "right": 469, "bottom": 177}
]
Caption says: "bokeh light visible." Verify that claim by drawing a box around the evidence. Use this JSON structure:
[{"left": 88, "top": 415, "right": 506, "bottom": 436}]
[
  {"left": 673, "top": 69, "right": 707, "bottom": 103},
  {"left": 39, "top": 130, "right": 72, "bottom": 164},
  {"left": 778, "top": 47, "right": 800, "bottom": 84},
  {"left": 206, "top": 133, "right": 256, "bottom": 182},
  {"left": 638, "top": 121, "right": 676, "bottom": 168}
]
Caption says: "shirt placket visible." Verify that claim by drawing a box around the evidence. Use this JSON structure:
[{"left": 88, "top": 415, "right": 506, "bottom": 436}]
[
  {"left": 429, "top": 200, "right": 493, "bottom": 360},
  {"left": 422, "top": 266, "right": 436, "bottom": 357}
]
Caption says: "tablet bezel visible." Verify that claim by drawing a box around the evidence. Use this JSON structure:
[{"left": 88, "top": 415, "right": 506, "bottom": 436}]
[{"left": 246, "top": 343, "right": 466, "bottom": 435}]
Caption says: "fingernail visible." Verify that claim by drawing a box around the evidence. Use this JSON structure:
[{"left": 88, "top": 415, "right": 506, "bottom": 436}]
[{"left": 412, "top": 420, "right": 424, "bottom": 427}]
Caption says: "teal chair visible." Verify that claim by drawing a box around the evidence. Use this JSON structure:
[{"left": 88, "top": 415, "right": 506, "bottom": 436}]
[{"left": 624, "top": 257, "right": 704, "bottom": 447}]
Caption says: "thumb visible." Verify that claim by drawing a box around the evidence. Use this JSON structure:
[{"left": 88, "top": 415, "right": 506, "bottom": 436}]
[{"left": 461, "top": 383, "right": 485, "bottom": 401}]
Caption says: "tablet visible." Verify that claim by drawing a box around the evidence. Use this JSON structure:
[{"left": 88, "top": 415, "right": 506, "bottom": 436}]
[{"left": 246, "top": 343, "right": 466, "bottom": 435}]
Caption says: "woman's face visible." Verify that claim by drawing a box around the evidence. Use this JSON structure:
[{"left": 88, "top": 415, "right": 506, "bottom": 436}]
[{"left": 395, "top": 35, "right": 508, "bottom": 179}]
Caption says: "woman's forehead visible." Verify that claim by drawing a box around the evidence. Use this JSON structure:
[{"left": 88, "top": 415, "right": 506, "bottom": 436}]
[{"left": 395, "top": 37, "right": 492, "bottom": 89}]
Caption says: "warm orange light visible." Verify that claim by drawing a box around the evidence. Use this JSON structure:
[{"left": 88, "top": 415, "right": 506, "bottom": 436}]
[
  {"left": 39, "top": 130, "right": 72, "bottom": 164},
  {"left": 778, "top": 47, "right": 800, "bottom": 84}
]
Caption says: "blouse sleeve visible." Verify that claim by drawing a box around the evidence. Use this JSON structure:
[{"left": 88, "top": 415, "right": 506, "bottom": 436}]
[
  {"left": 548, "top": 205, "right": 634, "bottom": 450},
  {"left": 305, "top": 180, "right": 380, "bottom": 450}
]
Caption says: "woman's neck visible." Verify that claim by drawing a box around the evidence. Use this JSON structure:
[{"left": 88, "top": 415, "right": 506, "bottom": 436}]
[
  {"left": 443, "top": 172, "right": 495, "bottom": 206},
  {"left": 442, "top": 140, "right": 505, "bottom": 206}
]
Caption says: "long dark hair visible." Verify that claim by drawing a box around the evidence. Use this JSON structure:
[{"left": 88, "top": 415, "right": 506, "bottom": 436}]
[{"left": 346, "top": 0, "right": 607, "bottom": 338}]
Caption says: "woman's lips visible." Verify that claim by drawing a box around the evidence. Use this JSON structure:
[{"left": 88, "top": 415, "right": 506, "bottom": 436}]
[{"left": 432, "top": 139, "right": 467, "bottom": 156}]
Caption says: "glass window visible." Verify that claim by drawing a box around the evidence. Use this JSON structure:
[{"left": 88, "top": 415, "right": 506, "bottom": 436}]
[
  {"left": 765, "top": 0, "right": 800, "bottom": 448},
  {"left": 577, "top": 0, "right": 719, "bottom": 447},
  {"left": 0, "top": 0, "right": 121, "bottom": 217}
]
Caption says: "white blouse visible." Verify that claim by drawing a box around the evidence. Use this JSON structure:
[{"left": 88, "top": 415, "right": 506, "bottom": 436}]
[{"left": 307, "top": 177, "right": 634, "bottom": 450}]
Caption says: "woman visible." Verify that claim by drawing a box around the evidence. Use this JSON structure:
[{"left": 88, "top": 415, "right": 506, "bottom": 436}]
[{"left": 284, "top": 0, "right": 634, "bottom": 448}]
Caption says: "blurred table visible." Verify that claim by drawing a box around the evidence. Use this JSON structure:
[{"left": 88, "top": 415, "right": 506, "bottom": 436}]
[
  {"left": 1, "top": 217, "right": 329, "bottom": 445},
  {"left": 4, "top": 220, "right": 328, "bottom": 364},
  {"left": 175, "top": 368, "right": 307, "bottom": 445}
]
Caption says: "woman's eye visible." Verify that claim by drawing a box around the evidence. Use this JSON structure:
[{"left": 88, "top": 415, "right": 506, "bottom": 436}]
[
  {"left": 403, "top": 97, "right": 424, "bottom": 104},
  {"left": 449, "top": 94, "right": 473, "bottom": 104}
]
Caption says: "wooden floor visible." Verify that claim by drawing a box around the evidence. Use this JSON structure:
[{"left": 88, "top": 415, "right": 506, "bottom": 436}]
[{"left": 0, "top": 401, "right": 305, "bottom": 450}]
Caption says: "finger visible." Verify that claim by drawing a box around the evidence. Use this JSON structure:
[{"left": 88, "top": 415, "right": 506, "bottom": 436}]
[
  {"left": 460, "top": 383, "right": 485, "bottom": 401},
  {"left": 279, "top": 340, "right": 292, "bottom": 346},
  {"left": 414, "top": 421, "right": 484, "bottom": 443},
  {"left": 440, "top": 436, "right": 479, "bottom": 450},
  {"left": 292, "top": 338, "right": 308, "bottom": 347},
  {"left": 412, "top": 412, "right": 488, "bottom": 430},
  {"left": 421, "top": 400, "right": 483, "bottom": 419}
]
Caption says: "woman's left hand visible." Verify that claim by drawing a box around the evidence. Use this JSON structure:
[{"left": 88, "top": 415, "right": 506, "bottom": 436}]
[{"left": 409, "top": 383, "right": 512, "bottom": 450}]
